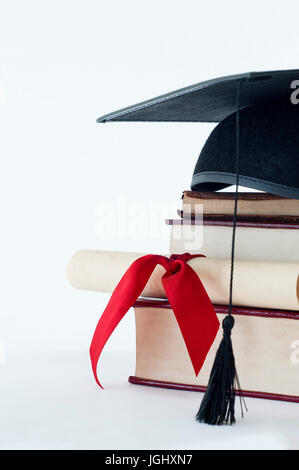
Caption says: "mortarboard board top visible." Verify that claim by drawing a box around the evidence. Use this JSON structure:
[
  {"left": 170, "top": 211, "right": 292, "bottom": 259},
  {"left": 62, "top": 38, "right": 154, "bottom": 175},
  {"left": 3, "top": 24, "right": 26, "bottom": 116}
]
[{"left": 97, "top": 69, "right": 299, "bottom": 124}]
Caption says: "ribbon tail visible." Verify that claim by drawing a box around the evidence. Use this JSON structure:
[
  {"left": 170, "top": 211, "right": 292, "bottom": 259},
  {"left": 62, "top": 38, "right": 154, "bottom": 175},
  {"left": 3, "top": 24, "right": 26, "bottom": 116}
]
[
  {"left": 162, "top": 261, "right": 219, "bottom": 376},
  {"left": 89, "top": 254, "right": 167, "bottom": 388}
]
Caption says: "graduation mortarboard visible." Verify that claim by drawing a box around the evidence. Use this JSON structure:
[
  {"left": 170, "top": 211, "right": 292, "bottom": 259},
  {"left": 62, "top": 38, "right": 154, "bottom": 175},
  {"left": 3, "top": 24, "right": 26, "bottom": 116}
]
[
  {"left": 98, "top": 69, "right": 299, "bottom": 199},
  {"left": 96, "top": 70, "right": 299, "bottom": 425},
  {"left": 97, "top": 69, "right": 299, "bottom": 123}
]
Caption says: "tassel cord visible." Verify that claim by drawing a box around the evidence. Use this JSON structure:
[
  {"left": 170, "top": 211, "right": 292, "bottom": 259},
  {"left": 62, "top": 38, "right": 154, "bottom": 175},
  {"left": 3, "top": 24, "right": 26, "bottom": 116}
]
[
  {"left": 196, "top": 79, "right": 247, "bottom": 425},
  {"left": 228, "top": 80, "right": 241, "bottom": 316}
]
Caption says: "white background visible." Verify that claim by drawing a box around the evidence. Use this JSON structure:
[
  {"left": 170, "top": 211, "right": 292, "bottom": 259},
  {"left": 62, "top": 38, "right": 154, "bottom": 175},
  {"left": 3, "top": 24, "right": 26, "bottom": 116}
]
[{"left": 1, "top": 0, "right": 299, "bottom": 450}]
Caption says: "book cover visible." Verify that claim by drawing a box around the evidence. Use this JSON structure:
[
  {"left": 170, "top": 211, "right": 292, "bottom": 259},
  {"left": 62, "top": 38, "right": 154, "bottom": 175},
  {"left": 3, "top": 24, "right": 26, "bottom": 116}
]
[{"left": 130, "top": 299, "right": 299, "bottom": 403}]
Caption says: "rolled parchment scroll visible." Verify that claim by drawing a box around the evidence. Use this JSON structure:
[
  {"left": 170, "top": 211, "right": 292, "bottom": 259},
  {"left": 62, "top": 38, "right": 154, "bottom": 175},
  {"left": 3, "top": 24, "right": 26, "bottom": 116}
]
[{"left": 67, "top": 250, "right": 299, "bottom": 311}]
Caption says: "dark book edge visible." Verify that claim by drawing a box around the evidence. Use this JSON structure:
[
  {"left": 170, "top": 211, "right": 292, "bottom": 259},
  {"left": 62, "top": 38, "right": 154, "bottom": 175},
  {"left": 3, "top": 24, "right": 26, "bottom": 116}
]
[
  {"left": 177, "top": 209, "right": 299, "bottom": 225},
  {"left": 167, "top": 215, "right": 299, "bottom": 229},
  {"left": 133, "top": 298, "right": 299, "bottom": 320},
  {"left": 182, "top": 190, "right": 291, "bottom": 201},
  {"left": 128, "top": 376, "right": 299, "bottom": 403}
]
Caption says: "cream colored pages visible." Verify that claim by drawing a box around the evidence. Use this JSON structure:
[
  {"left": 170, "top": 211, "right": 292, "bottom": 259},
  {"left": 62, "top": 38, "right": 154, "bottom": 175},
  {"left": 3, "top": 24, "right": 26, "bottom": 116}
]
[
  {"left": 182, "top": 193, "right": 299, "bottom": 216},
  {"left": 67, "top": 249, "right": 299, "bottom": 310},
  {"left": 134, "top": 306, "right": 299, "bottom": 396},
  {"left": 170, "top": 224, "right": 299, "bottom": 262}
]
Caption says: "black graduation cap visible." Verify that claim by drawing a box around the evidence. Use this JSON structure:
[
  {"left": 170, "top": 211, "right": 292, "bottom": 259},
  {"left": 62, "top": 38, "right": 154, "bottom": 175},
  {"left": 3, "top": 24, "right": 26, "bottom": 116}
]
[
  {"left": 97, "top": 69, "right": 299, "bottom": 123},
  {"left": 97, "top": 70, "right": 299, "bottom": 425},
  {"left": 98, "top": 70, "right": 299, "bottom": 199}
]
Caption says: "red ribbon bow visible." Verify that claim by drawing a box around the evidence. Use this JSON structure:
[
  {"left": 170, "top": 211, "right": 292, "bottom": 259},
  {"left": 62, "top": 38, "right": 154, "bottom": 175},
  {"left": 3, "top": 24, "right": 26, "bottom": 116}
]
[{"left": 90, "top": 253, "right": 219, "bottom": 388}]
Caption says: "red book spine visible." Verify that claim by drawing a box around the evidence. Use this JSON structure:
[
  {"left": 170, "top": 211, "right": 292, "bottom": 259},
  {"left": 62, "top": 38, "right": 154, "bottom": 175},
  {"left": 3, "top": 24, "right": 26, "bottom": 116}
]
[{"left": 128, "top": 376, "right": 299, "bottom": 403}]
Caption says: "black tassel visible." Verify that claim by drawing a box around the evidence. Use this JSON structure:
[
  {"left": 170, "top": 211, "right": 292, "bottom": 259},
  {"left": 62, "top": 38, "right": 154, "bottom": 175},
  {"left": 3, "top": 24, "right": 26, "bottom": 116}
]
[
  {"left": 196, "top": 79, "right": 247, "bottom": 425},
  {"left": 196, "top": 315, "right": 240, "bottom": 425}
]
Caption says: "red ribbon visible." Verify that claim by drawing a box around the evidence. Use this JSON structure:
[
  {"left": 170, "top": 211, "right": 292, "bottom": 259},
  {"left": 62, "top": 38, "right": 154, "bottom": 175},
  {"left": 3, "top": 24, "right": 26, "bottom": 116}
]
[{"left": 90, "top": 253, "right": 219, "bottom": 388}]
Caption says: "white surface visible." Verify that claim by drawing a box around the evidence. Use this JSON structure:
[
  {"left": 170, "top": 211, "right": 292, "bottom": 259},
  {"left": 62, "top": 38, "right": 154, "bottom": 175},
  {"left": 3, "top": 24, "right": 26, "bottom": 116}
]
[
  {"left": 1, "top": 295, "right": 299, "bottom": 450},
  {"left": 1, "top": 0, "right": 299, "bottom": 450},
  {"left": 1, "top": 340, "right": 299, "bottom": 450}
]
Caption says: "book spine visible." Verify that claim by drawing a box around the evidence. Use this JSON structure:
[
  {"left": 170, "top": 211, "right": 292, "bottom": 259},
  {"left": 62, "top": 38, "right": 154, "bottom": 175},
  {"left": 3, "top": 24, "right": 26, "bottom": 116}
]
[
  {"left": 167, "top": 216, "right": 299, "bottom": 229},
  {"left": 133, "top": 300, "right": 299, "bottom": 320},
  {"left": 128, "top": 376, "right": 299, "bottom": 403}
]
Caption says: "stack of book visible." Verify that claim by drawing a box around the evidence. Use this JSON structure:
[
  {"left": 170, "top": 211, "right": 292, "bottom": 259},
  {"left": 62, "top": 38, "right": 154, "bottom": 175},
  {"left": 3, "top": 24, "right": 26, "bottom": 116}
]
[{"left": 129, "top": 191, "right": 299, "bottom": 403}]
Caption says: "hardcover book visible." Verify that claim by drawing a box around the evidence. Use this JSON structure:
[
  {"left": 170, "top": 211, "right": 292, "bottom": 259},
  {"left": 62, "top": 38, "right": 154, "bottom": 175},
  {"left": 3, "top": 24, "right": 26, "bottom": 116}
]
[
  {"left": 181, "top": 191, "right": 299, "bottom": 218},
  {"left": 129, "top": 299, "right": 299, "bottom": 403},
  {"left": 168, "top": 217, "right": 299, "bottom": 262}
]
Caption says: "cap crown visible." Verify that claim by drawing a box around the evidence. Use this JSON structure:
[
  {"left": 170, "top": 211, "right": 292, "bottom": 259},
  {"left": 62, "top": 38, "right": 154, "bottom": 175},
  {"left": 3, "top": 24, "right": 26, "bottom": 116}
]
[{"left": 191, "top": 101, "right": 299, "bottom": 199}]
